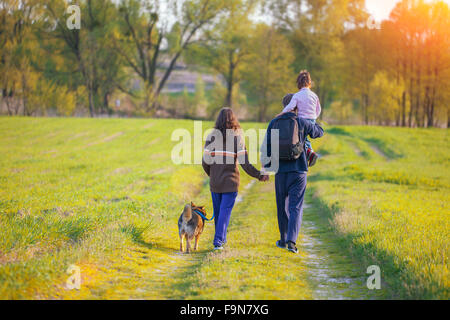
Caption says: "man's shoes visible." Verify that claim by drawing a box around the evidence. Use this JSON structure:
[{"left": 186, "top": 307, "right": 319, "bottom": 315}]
[
  {"left": 287, "top": 241, "right": 298, "bottom": 254},
  {"left": 276, "top": 240, "right": 287, "bottom": 249}
]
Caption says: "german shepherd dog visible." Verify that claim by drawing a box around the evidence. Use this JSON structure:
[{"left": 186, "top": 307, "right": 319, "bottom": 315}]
[{"left": 178, "top": 202, "right": 205, "bottom": 253}]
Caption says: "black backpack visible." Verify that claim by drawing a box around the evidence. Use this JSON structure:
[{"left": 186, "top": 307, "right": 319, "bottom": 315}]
[{"left": 271, "top": 115, "right": 303, "bottom": 161}]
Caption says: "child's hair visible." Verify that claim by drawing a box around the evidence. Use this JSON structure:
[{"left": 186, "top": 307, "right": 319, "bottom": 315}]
[
  {"left": 296, "top": 70, "right": 312, "bottom": 89},
  {"left": 214, "top": 108, "right": 241, "bottom": 137},
  {"left": 282, "top": 94, "right": 293, "bottom": 107}
]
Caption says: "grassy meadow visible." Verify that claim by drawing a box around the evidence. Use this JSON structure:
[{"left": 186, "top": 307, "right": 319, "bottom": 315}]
[
  {"left": 0, "top": 117, "right": 448, "bottom": 299},
  {"left": 310, "top": 126, "right": 449, "bottom": 299}
]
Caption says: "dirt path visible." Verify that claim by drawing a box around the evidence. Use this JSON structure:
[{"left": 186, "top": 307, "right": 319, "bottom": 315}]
[
  {"left": 301, "top": 196, "right": 388, "bottom": 299},
  {"left": 168, "top": 180, "right": 389, "bottom": 300},
  {"left": 58, "top": 180, "right": 388, "bottom": 300},
  {"left": 368, "top": 143, "right": 389, "bottom": 160}
]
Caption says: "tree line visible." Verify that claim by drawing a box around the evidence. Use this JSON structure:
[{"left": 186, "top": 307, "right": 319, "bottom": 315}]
[{"left": 1, "top": 0, "right": 449, "bottom": 127}]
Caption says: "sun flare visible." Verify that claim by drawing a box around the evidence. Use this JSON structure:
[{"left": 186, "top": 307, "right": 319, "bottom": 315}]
[{"left": 366, "top": 0, "right": 450, "bottom": 20}]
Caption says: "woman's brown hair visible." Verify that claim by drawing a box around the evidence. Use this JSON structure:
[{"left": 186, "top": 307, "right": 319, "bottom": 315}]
[
  {"left": 296, "top": 70, "right": 312, "bottom": 89},
  {"left": 214, "top": 108, "right": 241, "bottom": 137}
]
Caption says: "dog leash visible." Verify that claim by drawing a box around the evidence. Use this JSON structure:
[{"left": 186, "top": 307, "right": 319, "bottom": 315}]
[{"left": 193, "top": 209, "right": 215, "bottom": 221}]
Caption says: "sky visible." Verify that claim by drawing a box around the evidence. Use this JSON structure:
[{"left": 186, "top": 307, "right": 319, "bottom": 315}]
[{"left": 366, "top": 0, "right": 450, "bottom": 21}]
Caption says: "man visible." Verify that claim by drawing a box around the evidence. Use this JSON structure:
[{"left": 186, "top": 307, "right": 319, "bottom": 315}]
[{"left": 261, "top": 93, "right": 324, "bottom": 253}]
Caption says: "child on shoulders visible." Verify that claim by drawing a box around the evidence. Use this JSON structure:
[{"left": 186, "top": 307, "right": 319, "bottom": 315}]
[{"left": 279, "top": 70, "right": 321, "bottom": 166}]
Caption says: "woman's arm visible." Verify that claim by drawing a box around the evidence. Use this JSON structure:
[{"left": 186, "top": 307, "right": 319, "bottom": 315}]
[
  {"left": 202, "top": 140, "right": 211, "bottom": 176},
  {"left": 236, "top": 135, "right": 262, "bottom": 180},
  {"left": 238, "top": 149, "right": 262, "bottom": 179}
]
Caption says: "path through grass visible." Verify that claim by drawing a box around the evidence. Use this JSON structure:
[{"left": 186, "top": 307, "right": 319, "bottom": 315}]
[
  {"left": 0, "top": 118, "right": 447, "bottom": 299},
  {"left": 56, "top": 180, "right": 388, "bottom": 300}
]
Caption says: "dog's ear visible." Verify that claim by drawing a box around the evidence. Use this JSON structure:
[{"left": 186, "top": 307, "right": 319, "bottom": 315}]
[{"left": 190, "top": 201, "right": 195, "bottom": 208}]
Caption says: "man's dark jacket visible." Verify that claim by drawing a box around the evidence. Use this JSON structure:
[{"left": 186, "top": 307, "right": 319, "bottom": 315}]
[{"left": 262, "top": 112, "right": 324, "bottom": 173}]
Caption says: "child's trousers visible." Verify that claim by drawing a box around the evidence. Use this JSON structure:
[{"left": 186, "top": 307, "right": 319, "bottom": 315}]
[
  {"left": 302, "top": 118, "right": 316, "bottom": 150},
  {"left": 211, "top": 191, "right": 238, "bottom": 247}
]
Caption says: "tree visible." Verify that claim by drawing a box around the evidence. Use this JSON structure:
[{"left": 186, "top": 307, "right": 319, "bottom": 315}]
[
  {"left": 0, "top": 0, "right": 43, "bottom": 115},
  {"left": 342, "top": 27, "right": 380, "bottom": 124},
  {"left": 193, "top": 76, "right": 207, "bottom": 117},
  {"left": 185, "top": 0, "right": 256, "bottom": 108},
  {"left": 114, "top": 0, "right": 228, "bottom": 113},
  {"left": 45, "top": 0, "right": 122, "bottom": 116},
  {"left": 387, "top": 0, "right": 450, "bottom": 127},
  {"left": 266, "top": 0, "right": 368, "bottom": 118},
  {"left": 245, "top": 24, "right": 295, "bottom": 121},
  {"left": 369, "top": 71, "right": 406, "bottom": 125}
]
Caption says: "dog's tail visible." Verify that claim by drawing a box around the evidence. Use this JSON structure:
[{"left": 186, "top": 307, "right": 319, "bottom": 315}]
[{"left": 182, "top": 203, "right": 192, "bottom": 222}]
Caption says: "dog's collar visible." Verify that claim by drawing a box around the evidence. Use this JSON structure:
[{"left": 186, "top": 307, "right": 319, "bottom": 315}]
[{"left": 193, "top": 209, "right": 214, "bottom": 221}]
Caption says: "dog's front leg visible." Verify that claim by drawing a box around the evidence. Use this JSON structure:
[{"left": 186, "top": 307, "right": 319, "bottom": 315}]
[{"left": 180, "top": 235, "right": 184, "bottom": 253}]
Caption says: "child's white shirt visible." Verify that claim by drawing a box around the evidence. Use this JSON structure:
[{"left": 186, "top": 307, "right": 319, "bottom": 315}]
[{"left": 281, "top": 88, "right": 321, "bottom": 120}]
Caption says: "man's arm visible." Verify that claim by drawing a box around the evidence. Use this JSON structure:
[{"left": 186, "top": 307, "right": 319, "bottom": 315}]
[
  {"left": 260, "top": 122, "right": 273, "bottom": 169},
  {"left": 302, "top": 119, "right": 324, "bottom": 139}
]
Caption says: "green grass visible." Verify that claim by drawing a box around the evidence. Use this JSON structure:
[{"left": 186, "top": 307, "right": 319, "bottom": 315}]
[
  {"left": 0, "top": 117, "right": 448, "bottom": 299},
  {"left": 310, "top": 126, "right": 449, "bottom": 299},
  {"left": 0, "top": 117, "right": 210, "bottom": 299},
  {"left": 175, "top": 182, "right": 313, "bottom": 300}
]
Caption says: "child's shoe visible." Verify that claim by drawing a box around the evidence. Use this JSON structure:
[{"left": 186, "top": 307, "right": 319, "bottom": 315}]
[{"left": 307, "top": 148, "right": 319, "bottom": 167}]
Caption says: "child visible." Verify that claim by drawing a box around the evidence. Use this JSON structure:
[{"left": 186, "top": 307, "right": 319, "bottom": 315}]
[
  {"left": 279, "top": 70, "right": 321, "bottom": 166},
  {"left": 202, "top": 108, "right": 269, "bottom": 250}
]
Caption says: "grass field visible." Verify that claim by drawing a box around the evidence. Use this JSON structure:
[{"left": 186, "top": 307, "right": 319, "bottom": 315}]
[{"left": 0, "top": 117, "right": 448, "bottom": 299}]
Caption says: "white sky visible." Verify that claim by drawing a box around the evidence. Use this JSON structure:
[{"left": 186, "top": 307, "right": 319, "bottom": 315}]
[{"left": 366, "top": 0, "right": 450, "bottom": 21}]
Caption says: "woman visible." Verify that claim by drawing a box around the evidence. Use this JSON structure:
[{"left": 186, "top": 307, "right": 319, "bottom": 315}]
[{"left": 202, "top": 108, "right": 268, "bottom": 250}]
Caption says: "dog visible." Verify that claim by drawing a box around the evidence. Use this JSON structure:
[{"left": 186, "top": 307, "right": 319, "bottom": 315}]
[{"left": 178, "top": 202, "right": 205, "bottom": 253}]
